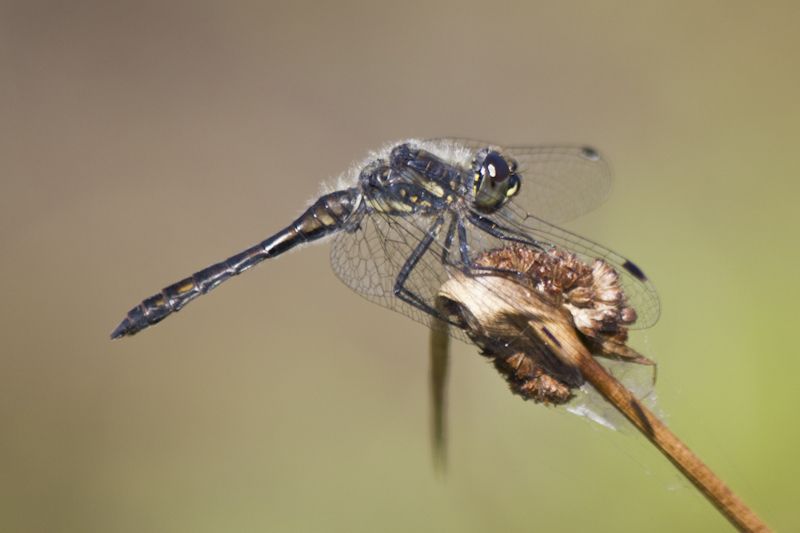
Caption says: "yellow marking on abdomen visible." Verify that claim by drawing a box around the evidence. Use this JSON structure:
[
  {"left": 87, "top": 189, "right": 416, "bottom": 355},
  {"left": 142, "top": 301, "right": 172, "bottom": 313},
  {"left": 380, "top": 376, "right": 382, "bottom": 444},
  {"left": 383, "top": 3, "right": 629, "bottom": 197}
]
[{"left": 175, "top": 279, "right": 196, "bottom": 294}]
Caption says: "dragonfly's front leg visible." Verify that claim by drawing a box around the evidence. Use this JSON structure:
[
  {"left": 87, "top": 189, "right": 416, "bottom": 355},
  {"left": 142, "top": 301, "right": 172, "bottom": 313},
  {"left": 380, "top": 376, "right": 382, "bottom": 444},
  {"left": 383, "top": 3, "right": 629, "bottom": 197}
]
[
  {"left": 453, "top": 212, "right": 553, "bottom": 281},
  {"left": 392, "top": 215, "right": 468, "bottom": 330},
  {"left": 465, "top": 211, "right": 545, "bottom": 250},
  {"left": 392, "top": 217, "right": 447, "bottom": 320}
]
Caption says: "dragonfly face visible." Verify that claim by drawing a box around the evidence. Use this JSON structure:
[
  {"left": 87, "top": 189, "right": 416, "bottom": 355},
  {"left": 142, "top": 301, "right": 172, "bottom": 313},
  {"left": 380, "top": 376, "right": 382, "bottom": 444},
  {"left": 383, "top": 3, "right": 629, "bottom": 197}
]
[
  {"left": 471, "top": 149, "right": 521, "bottom": 212},
  {"left": 111, "top": 139, "right": 659, "bottom": 340}
]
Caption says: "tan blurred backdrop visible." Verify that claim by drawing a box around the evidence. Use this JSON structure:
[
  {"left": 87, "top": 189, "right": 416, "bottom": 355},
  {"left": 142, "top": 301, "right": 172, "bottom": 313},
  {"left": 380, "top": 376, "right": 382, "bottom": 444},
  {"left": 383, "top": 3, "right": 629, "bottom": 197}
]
[{"left": 2, "top": 1, "right": 798, "bottom": 532}]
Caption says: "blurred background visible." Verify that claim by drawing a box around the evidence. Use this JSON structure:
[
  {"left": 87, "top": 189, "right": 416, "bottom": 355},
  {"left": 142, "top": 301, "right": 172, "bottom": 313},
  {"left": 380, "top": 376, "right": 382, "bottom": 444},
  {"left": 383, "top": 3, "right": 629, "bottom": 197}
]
[{"left": 2, "top": 1, "right": 798, "bottom": 531}]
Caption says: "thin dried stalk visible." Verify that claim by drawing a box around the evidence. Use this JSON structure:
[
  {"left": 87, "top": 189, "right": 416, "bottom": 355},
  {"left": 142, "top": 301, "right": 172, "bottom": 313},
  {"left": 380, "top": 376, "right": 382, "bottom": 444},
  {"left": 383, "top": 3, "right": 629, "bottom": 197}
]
[
  {"left": 579, "top": 349, "right": 769, "bottom": 533},
  {"left": 436, "top": 256, "right": 772, "bottom": 533},
  {"left": 429, "top": 307, "right": 450, "bottom": 472}
]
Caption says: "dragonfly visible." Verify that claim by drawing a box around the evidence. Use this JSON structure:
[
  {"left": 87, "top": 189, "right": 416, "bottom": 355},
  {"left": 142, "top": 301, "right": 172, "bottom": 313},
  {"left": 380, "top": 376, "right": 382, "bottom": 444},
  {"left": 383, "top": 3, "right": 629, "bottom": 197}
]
[{"left": 111, "top": 139, "right": 659, "bottom": 342}]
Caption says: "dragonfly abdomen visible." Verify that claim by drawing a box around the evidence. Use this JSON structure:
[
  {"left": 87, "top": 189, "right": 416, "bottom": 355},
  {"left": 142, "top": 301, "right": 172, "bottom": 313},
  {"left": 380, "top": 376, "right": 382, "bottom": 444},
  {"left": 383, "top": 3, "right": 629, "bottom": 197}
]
[{"left": 110, "top": 189, "right": 358, "bottom": 338}]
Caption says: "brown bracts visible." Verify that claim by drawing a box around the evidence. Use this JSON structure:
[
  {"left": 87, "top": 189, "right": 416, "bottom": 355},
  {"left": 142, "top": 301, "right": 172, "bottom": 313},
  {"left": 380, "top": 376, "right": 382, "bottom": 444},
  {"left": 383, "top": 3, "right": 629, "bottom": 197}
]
[{"left": 437, "top": 243, "right": 654, "bottom": 404}]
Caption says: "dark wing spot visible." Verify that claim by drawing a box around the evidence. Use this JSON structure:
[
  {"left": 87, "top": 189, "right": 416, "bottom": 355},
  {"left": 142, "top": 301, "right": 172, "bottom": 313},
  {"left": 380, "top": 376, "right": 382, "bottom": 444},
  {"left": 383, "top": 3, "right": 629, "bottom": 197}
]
[
  {"left": 622, "top": 260, "right": 647, "bottom": 281},
  {"left": 580, "top": 147, "right": 600, "bottom": 161}
]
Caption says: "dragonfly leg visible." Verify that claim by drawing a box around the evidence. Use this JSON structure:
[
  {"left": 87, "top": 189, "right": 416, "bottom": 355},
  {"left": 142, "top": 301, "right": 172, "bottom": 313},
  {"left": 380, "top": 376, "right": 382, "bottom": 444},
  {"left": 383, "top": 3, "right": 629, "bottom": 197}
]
[
  {"left": 465, "top": 211, "right": 546, "bottom": 249},
  {"left": 393, "top": 217, "right": 462, "bottom": 327},
  {"left": 439, "top": 215, "right": 458, "bottom": 266},
  {"left": 455, "top": 213, "right": 549, "bottom": 282}
]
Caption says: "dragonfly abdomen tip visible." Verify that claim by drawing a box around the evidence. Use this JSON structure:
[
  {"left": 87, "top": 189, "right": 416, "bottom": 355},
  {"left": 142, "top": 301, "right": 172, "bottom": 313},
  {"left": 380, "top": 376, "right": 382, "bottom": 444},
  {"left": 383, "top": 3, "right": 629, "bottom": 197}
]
[{"left": 110, "top": 318, "right": 135, "bottom": 339}]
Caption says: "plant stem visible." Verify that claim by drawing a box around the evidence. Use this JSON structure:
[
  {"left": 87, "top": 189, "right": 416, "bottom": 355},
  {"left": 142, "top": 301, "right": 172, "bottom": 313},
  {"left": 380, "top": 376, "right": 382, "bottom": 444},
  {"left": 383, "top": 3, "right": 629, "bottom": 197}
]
[{"left": 577, "top": 353, "right": 772, "bottom": 533}]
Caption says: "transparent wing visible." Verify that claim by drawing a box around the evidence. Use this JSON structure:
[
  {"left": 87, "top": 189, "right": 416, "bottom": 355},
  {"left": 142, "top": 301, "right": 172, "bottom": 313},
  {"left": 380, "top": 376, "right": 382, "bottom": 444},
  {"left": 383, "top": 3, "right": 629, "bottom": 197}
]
[
  {"left": 330, "top": 207, "right": 474, "bottom": 345},
  {"left": 331, "top": 198, "right": 658, "bottom": 337},
  {"left": 435, "top": 138, "right": 613, "bottom": 224}
]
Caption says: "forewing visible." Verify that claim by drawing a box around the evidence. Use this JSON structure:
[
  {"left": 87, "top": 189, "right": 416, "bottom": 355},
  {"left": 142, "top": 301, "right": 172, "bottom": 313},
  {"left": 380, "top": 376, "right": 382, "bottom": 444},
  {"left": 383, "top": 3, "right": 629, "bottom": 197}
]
[{"left": 435, "top": 139, "right": 613, "bottom": 224}]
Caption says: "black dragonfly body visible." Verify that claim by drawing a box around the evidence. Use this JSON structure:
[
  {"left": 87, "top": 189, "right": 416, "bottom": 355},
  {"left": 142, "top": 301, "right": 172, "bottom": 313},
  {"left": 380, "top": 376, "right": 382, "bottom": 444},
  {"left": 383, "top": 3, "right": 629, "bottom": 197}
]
[{"left": 111, "top": 139, "right": 659, "bottom": 340}]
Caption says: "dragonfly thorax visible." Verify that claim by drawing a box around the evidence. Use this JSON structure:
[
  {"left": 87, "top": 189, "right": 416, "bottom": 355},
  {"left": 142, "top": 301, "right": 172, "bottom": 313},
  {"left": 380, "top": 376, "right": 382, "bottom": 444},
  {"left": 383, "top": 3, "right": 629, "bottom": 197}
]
[{"left": 358, "top": 145, "right": 466, "bottom": 216}]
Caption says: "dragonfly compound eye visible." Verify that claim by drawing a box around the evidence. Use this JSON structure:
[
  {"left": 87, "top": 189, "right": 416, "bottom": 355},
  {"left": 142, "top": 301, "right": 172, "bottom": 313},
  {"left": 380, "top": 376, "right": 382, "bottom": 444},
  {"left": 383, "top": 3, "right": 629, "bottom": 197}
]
[
  {"left": 474, "top": 151, "right": 516, "bottom": 211},
  {"left": 483, "top": 152, "right": 510, "bottom": 184}
]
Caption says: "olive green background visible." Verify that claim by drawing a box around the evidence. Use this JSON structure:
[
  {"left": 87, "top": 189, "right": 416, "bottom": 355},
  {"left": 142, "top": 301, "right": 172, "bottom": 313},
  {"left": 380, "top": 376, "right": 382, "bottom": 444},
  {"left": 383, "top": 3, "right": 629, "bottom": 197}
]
[{"left": 2, "top": 1, "right": 798, "bottom": 532}]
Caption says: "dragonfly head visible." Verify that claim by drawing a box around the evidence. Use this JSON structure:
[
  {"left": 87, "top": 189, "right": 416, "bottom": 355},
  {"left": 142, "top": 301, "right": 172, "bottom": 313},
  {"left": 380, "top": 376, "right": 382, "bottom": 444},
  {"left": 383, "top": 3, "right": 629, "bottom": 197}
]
[{"left": 472, "top": 150, "right": 521, "bottom": 212}]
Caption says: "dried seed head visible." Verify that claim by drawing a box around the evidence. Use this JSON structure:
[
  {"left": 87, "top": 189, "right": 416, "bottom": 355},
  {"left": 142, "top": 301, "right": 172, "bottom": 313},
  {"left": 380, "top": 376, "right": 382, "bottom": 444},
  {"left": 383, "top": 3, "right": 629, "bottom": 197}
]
[
  {"left": 437, "top": 244, "right": 653, "bottom": 405},
  {"left": 473, "top": 244, "right": 640, "bottom": 345}
]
